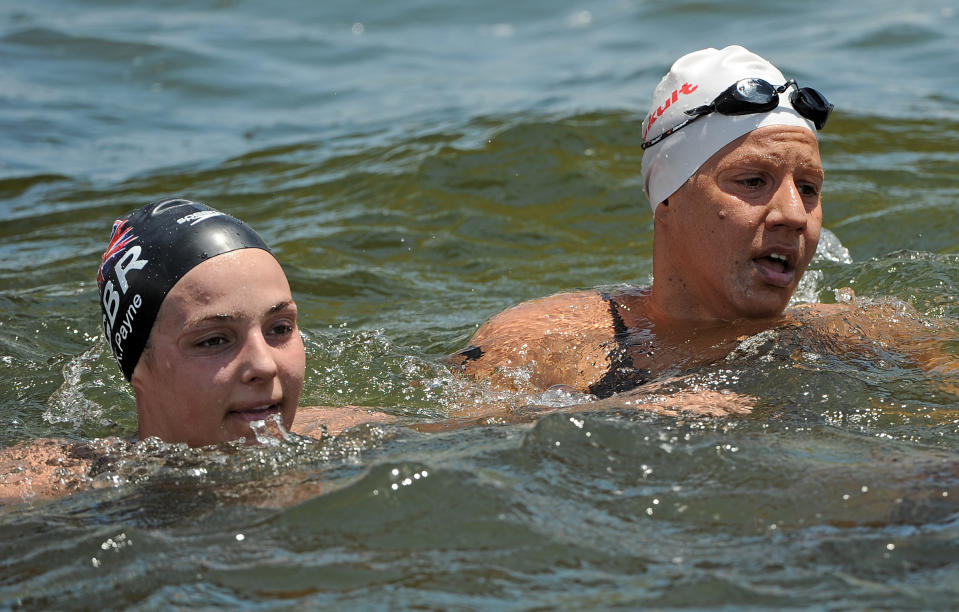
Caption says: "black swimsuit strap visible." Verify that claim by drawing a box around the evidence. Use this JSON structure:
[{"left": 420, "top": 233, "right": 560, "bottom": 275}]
[
  {"left": 588, "top": 293, "right": 652, "bottom": 399},
  {"left": 606, "top": 294, "right": 630, "bottom": 343},
  {"left": 455, "top": 344, "right": 484, "bottom": 362}
]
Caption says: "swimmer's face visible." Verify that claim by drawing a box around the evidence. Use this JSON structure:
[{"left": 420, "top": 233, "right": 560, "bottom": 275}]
[
  {"left": 131, "top": 249, "right": 305, "bottom": 447},
  {"left": 654, "top": 126, "right": 823, "bottom": 321}
]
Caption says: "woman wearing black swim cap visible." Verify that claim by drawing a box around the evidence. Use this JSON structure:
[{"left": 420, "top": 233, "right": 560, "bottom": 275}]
[
  {"left": 1, "top": 199, "right": 392, "bottom": 503},
  {"left": 96, "top": 198, "right": 305, "bottom": 446}
]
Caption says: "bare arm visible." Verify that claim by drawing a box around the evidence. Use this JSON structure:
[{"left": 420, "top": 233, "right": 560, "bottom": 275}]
[
  {"left": 456, "top": 291, "right": 617, "bottom": 393},
  {"left": 576, "top": 377, "right": 755, "bottom": 417},
  {"left": 0, "top": 439, "right": 92, "bottom": 504},
  {"left": 0, "top": 407, "right": 397, "bottom": 504},
  {"left": 792, "top": 295, "right": 959, "bottom": 389},
  {"left": 414, "top": 374, "right": 755, "bottom": 433},
  {"left": 292, "top": 406, "right": 396, "bottom": 438}
]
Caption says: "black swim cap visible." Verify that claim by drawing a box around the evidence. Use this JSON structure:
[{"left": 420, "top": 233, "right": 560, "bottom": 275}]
[{"left": 96, "top": 198, "right": 272, "bottom": 380}]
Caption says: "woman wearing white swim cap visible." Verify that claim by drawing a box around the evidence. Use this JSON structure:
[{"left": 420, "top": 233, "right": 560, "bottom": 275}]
[
  {"left": 642, "top": 45, "right": 834, "bottom": 323},
  {"left": 455, "top": 46, "right": 950, "bottom": 422},
  {"left": 458, "top": 45, "right": 838, "bottom": 396}
]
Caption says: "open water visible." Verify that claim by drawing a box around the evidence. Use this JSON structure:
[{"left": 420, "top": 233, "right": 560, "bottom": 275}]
[{"left": 2, "top": 0, "right": 959, "bottom": 609}]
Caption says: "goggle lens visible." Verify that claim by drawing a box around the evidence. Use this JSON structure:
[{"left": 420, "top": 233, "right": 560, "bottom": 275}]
[
  {"left": 714, "top": 79, "right": 779, "bottom": 115},
  {"left": 790, "top": 86, "right": 832, "bottom": 130}
]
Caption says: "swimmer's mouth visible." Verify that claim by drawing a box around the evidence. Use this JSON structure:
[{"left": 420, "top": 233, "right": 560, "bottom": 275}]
[
  {"left": 229, "top": 403, "right": 281, "bottom": 423},
  {"left": 754, "top": 251, "right": 795, "bottom": 287}
]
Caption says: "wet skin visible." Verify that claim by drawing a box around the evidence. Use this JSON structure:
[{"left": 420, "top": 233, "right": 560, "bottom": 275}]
[
  {"left": 131, "top": 249, "right": 306, "bottom": 447},
  {"left": 460, "top": 126, "right": 827, "bottom": 393},
  {"left": 646, "top": 126, "right": 824, "bottom": 323}
]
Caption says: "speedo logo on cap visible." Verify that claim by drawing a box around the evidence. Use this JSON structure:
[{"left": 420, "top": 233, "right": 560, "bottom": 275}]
[{"left": 177, "top": 210, "right": 223, "bottom": 226}]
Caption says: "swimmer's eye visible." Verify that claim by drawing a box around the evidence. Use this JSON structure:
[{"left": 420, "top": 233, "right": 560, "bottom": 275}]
[
  {"left": 737, "top": 176, "right": 766, "bottom": 189},
  {"left": 195, "top": 335, "right": 229, "bottom": 348},
  {"left": 267, "top": 322, "right": 296, "bottom": 338},
  {"left": 797, "top": 181, "right": 821, "bottom": 197}
]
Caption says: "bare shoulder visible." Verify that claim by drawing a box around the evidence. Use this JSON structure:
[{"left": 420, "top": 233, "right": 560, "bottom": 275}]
[
  {"left": 790, "top": 294, "right": 959, "bottom": 375},
  {"left": 789, "top": 294, "right": 928, "bottom": 340},
  {"left": 471, "top": 291, "right": 614, "bottom": 341},
  {"left": 292, "top": 406, "right": 397, "bottom": 438},
  {"left": 0, "top": 439, "right": 92, "bottom": 504},
  {"left": 457, "top": 290, "right": 618, "bottom": 393}
]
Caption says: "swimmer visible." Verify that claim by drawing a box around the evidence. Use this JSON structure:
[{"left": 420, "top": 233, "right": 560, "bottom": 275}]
[
  {"left": 456, "top": 46, "right": 958, "bottom": 399},
  {"left": 98, "top": 198, "right": 303, "bottom": 445},
  {"left": 1, "top": 198, "right": 389, "bottom": 502},
  {"left": 99, "top": 198, "right": 388, "bottom": 445}
]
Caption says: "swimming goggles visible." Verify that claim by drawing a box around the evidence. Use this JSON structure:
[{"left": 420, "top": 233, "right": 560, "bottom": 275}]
[{"left": 641, "top": 78, "right": 833, "bottom": 150}]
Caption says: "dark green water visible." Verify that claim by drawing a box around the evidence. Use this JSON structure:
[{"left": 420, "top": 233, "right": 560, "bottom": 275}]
[{"left": 2, "top": 1, "right": 958, "bottom": 609}]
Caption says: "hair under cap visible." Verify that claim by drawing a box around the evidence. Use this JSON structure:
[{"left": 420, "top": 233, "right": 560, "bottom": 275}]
[
  {"left": 96, "top": 198, "right": 272, "bottom": 380},
  {"left": 640, "top": 45, "right": 817, "bottom": 211}
]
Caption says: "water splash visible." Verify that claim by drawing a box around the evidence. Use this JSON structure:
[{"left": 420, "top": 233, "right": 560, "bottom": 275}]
[
  {"left": 814, "top": 227, "right": 853, "bottom": 265},
  {"left": 43, "top": 343, "right": 107, "bottom": 427},
  {"left": 791, "top": 269, "right": 824, "bottom": 305},
  {"left": 248, "top": 413, "right": 298, "bottom": 447},
  {"left": 792, "top": 227, "right": 854, "bottom": 305}
]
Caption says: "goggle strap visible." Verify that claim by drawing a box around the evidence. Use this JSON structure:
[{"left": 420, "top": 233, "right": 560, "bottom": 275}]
[{"left": 684, "top": 104, "right": 713, "bottom": 118}]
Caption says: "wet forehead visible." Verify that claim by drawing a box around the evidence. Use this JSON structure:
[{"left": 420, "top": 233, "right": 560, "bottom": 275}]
[
  {"left": 157, "top": 250, "right": 291, "bottom": 325},
  {"left": 706, "top": 126, "right": 823, "bottom": 174}
]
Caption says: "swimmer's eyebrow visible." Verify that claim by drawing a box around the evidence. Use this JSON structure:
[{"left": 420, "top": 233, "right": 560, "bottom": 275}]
[
  {"left": 268, "top": 300, "right": 296, "bottom": 314},
  {"left": 725, "top": 151, "right": 824, "bottom": 173},
  {"left": 185, "top": 301, "right": 296, "bottom": 326}
]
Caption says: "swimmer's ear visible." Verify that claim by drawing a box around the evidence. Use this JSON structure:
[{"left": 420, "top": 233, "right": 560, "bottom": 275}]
[{"left": 653, "top": 198, "right": 671, "bottom": 224}]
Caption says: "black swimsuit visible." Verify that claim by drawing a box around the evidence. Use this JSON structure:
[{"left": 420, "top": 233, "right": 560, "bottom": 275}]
[{"left": 586, "top": 293, "right": 652, "bottom": 398}]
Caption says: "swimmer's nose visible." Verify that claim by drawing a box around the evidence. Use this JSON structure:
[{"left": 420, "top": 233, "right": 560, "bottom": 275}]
[
  {"left": 766, "top": 178, "right": 810, "bottom": 231},
  {"left": 239, "top": 332, "right": 279, "bottom": 384}
]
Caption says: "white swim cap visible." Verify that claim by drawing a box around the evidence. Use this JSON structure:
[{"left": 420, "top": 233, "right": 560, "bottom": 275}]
[{"left": 640, "top": 45, "right": 817, "bottom": 211}]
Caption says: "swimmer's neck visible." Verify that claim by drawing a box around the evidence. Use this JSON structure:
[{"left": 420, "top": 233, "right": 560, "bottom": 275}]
[{"left": 614, "top": 287, "right": 785, "bottom": 331}]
